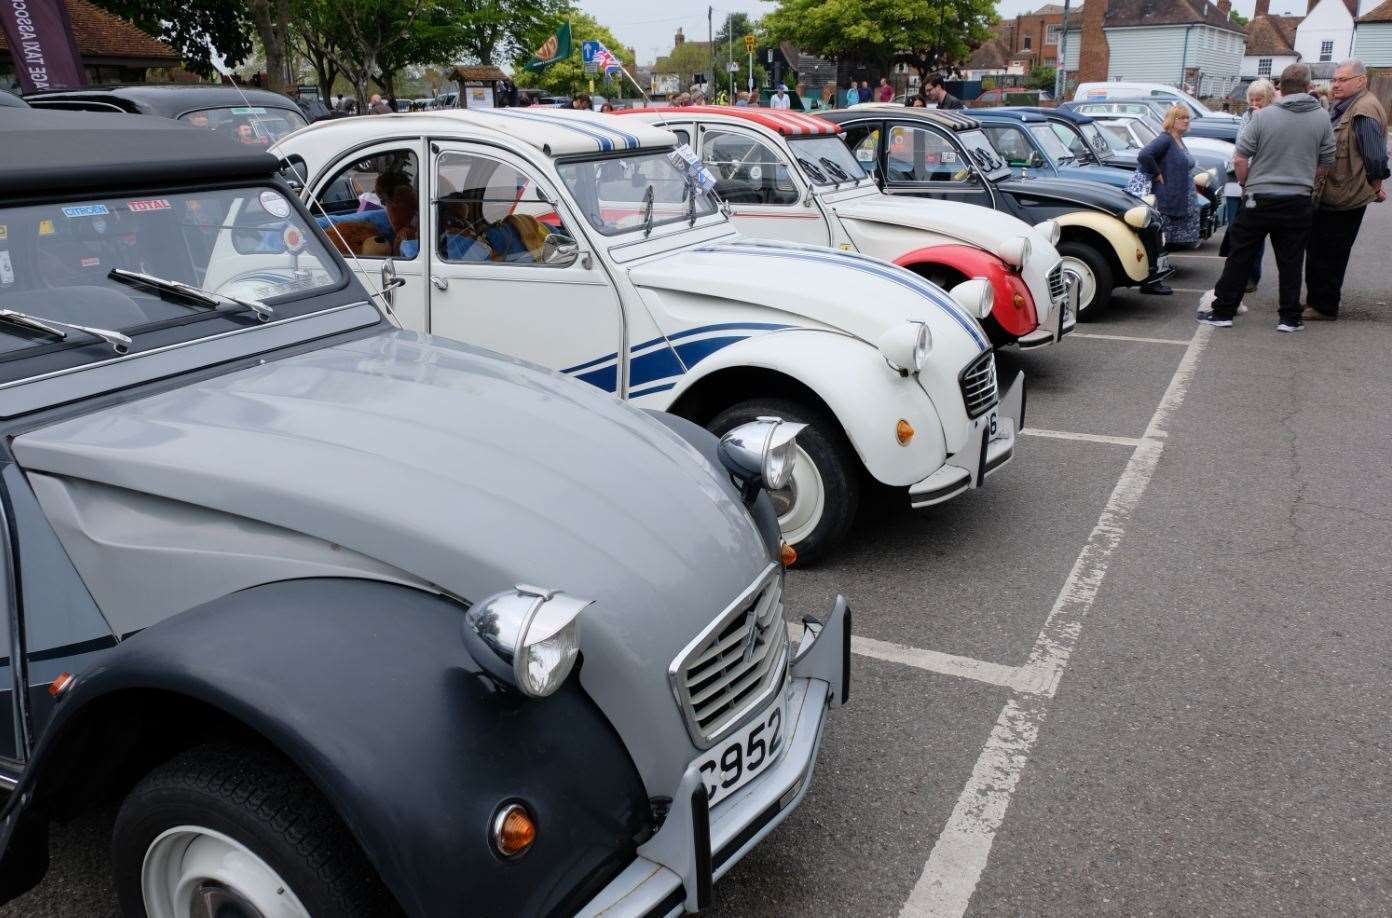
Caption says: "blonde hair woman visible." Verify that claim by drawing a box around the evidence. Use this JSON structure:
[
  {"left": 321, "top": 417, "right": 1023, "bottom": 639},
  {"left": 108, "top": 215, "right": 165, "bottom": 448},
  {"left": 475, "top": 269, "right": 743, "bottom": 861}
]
[
  {"left": 1220, "top": 79, "right": 1278, "bottom": 292},
  {"left": 1137, "top": 104, "right": 1200, "bottom": 271}
]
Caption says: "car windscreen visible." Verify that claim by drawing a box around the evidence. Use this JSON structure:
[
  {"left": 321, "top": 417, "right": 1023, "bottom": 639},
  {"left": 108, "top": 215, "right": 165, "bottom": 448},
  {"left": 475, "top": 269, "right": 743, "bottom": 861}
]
[
  {"left": 178, "top": 106, "right": 308, "bottom": 147},
  {"left": 556, "top": 150, "right": 717, "bottom": 236},
  {"left": 0, "top": 187, "right": 341, "bottom": 362},
  {"left": 1081, "top": 122, "right": 1122, "bottom": 155},
  {"left": 957, "top": 130, "right": 1011, "bottom": 177},
  {"left": 1097, "top": 122, "right": 1141, "bottom": 150},
  {"left": 1029, "top": 123, "right": 1075, "bottom": 164},
  {"left": 787, "top": 135, "right": 867, "bottom": 185}
]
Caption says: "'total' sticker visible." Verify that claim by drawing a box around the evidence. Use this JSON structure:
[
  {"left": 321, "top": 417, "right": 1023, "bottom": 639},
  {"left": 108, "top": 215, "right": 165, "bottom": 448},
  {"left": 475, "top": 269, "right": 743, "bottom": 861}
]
[
  {"left": 80, "top": 256, "right": 101, "bottom": 268},
  {"left": 260, "top": 191, "right": 291, "bottom": 218},
  {"left": 128, "top": 198, "right": 173, "bottom": 213}
]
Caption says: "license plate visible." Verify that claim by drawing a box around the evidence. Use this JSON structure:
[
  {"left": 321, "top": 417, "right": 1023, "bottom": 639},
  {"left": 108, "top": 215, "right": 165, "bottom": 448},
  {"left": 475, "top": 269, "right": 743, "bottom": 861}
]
[
  {"left": 985, "top": 408, "right": 1003, "bottom": 442},
  {"left": 695, "top": 691, "right": 788, "bottom": 807},
  {"left": 1156, "top": 253, "right": 1172, "bottom": 273}
]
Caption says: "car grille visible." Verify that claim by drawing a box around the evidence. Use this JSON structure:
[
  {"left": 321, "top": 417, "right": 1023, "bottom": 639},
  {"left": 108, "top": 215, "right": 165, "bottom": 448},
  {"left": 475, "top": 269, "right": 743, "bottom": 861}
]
[
  {"left": 670, "top": 566, "right": 788, "bottom": 746},
  {"left": 1047, "top": 261, "right": 1067, "bottom": 305},
  {"left": 959, "top": 351, "right": 999, "bottom": 419}
]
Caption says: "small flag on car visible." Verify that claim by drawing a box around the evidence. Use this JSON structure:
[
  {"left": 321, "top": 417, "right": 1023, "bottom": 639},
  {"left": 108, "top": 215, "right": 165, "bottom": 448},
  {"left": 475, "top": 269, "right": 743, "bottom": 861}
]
[
  {"left": 525, "top": 21, "right": 572, "bottom": 72},
  {"left": 582, "top": 39, "right": 623, "bottom": 76}
]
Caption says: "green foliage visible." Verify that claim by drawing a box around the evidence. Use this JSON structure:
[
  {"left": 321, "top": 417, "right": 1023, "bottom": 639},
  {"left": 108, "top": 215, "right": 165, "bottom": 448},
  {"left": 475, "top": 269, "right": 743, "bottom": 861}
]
[
  {"left": 1026, "top": 65, "right": 1055, "bottom": 90},
  {"left": 1229, "top": 11, "right": 1249, "bottom": 26},
  {"left": 512, "top": 12, "right": 635, "bottom": 97},
  {"left": 764, "top": 0, "right": 997, "bottom": 78},
  {"left": 450, "top": 0, "right": 572, "bottom": 65},
  {"left": 90, "top": 0, "right": 253, "bottom": 75}
]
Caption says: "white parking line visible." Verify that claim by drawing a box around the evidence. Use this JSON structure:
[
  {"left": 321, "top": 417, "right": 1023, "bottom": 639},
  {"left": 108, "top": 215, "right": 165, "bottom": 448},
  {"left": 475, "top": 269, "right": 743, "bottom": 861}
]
[
  {"left": 1021, "top": 429, "right": 1142, "bottom": 448},
  {"left": 898, "top": 326, "right": 1213, "bottom": 918},
  {"left": 1168, "top": 252, "right": 1224, "bottom": 260},
  {"left": 1070, "top": 332, "right": 1191, "bottom": 345},
  {"left": 849, "top": 635, "right": 1023, "bottom": 691}
]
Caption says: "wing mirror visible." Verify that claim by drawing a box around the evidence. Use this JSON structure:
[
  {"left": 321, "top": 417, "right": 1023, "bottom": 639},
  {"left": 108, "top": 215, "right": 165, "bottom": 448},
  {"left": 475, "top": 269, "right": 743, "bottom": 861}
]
[{"left": 541, "top": 233, "right": 580, "bottom": 267}]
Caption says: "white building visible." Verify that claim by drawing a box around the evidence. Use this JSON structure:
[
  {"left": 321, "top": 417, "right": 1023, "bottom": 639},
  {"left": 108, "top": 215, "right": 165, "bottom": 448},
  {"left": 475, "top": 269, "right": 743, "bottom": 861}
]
[
  {"left": 1355, "top": 0, "right": 1392, "bottom": 65},
  {"left": 1242, "top": 12, "right": 1302, "bottom": 79},
  {"left": 1294, "top": 0, "right": 1365, "bottom": 64},
  {"left": 1096, "top": 0, "right": 1248, "bottom": 99}
]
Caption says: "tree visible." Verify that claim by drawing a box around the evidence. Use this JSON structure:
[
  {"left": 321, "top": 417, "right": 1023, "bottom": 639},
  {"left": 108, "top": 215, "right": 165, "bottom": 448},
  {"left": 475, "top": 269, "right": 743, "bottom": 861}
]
[
  {"left": 247, "top": 0, "right": 292, "bottom": 92},
  {"left": 513, "top": 12, "right": 635, "bottom": 98},
  {"left": 450, "top": 0, "right": 572, "bottom": 65},
  {"left": 1026, "top": 65, "right": 1055, "bottom": 91},
  {"left": 1229, "top": 11, "right": 1249, "bottom": 26},
  {"left": 764, "top": 0, "right": 997, "bottom": 83},
  {"left": 90, "top": 0, "right": 253, "bottom": 76}
]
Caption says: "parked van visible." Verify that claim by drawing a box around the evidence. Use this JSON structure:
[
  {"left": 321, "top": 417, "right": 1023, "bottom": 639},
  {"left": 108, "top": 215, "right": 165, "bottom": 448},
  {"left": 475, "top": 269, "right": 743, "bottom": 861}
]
[{"left": 1073, "top": 81, "right": 1239, "bottom": 122}]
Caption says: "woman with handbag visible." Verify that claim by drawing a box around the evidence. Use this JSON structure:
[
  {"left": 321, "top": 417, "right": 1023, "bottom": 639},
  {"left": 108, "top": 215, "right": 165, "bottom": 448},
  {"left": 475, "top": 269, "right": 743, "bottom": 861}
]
[{"left": 1137, "top": 104, "right": 1203, "bottom": 293}]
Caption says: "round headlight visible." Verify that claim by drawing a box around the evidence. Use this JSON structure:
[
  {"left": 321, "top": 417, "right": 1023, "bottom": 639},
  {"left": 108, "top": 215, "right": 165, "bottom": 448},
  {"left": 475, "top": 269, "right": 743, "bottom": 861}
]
[
  {"left": 462, "top": 587, "right": 590, "bottom": 697},
  {"left": 876, "top": 321, "right": 932, "bottom": 373},
  {"left": 998, "top": 235, "right": 1032, "bottom": 267},
  {"left": 718, "top": 416, "right": 807, "bottom": 495},
  {"left": 1123, "top": 205, "right": 1150, "bottom": 229},
  {"left": 1193, "top": 171, "right": 1210, "bottom": 189},
  {"left": 1038, "top": 219, "right": 1061, "bottom": 246},
  {"left": 950, "top": 276, "right": 995, "bottom": 320}
]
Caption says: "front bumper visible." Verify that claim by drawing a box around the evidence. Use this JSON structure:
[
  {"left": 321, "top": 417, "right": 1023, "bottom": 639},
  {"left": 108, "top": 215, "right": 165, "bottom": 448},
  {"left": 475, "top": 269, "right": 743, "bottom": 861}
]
[
  {"left": 906, "top": 368, "right": 1025, "bottom": 508},
  {"left": 577, "top": 597, "right": 851, "bottom": 918},
  {"left": 1017, "top": 272, "right": 1078, "bottom": 349}
]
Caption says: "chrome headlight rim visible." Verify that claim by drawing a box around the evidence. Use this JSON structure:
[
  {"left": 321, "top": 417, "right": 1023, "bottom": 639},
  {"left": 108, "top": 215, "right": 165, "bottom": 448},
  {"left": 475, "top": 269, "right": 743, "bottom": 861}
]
[
  {"left": 950, "top": 276, "right": 995, "bottom": 320},
  {"left": 462, "top": 585, "right": 590, "bottom": 698},
  {"left": 998, "top": 234, "right": 1032, "bottom": 268},
  {"left": 877, "top": 320, "right": 934, "bottom": 374},
  {"left": 1123, "top": 204, "right": 1151, "bottom": 229},
  {"left": 719, "top": 416, "right": 807, "bottom": 494},
  {"left": 1038, "top": 218, "right": 1061, "bottom": 246}
]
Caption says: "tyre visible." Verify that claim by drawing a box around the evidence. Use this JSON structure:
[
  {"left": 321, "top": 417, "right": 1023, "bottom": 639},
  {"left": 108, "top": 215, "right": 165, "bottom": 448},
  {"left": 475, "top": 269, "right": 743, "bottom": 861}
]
[
  {"left": 1057, "top": 240, "right": 1114, "bottom": 321},
  {"left": 113, "top": 744, "right": 400, "bottom": 918},
  {"left": 709, "top": 398, "right": 859, "bottom": 564}
]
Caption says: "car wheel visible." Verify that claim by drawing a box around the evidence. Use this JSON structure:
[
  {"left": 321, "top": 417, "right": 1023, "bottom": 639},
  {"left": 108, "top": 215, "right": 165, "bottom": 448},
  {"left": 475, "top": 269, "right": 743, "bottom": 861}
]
[
  {"left": 1057, "top": 240, "right": 1114, "bottom": 320},
  {"left": 113, "top": 744, "right": 400, "bottom": 918},
  {"left": 709, "top": 399, "right": 859, "bottom": 564}
]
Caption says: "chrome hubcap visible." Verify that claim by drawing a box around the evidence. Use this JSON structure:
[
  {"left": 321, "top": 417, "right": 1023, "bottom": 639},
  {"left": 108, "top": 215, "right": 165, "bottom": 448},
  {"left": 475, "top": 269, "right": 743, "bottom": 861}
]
[
  {"left": 1061, "top": 256, "right": 1098, "bottom": 314},
  {"left": 768, "top": 443, "right": 825, "bottom": 545},
  {"left": 142, "top": 826, "right": 310, "bottom": 918}
]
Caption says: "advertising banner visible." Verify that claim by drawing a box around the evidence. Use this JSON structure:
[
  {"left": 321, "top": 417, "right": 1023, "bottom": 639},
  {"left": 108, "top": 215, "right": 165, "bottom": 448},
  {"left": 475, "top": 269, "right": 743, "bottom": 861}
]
[{"left": 1, "top": 0, "right": 88, "bottom": 94}]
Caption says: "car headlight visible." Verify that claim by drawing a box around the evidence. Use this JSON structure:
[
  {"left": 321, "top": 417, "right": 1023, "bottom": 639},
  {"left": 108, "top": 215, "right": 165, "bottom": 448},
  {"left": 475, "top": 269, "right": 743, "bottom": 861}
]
[
  {"left": 718, "top": 416, "right": 806, "bottom": 497},
  {"left": 462, "top": 586, "right": 590, "bottom": 697},
  {"left": 1124, "top": 205, "right": 1151, "bottom": 229},
  {"left": 877, "top": 320, "right": 933, "bottom": 374},
  {"left": 997, "top": 235, "right": 1032, "bottom": 267},
  {"left": 950, "top": 277, "right": 995, "bottom": 320},
  {"left": 1038, "top": 219, "right": 1061, "bottom": 246}
]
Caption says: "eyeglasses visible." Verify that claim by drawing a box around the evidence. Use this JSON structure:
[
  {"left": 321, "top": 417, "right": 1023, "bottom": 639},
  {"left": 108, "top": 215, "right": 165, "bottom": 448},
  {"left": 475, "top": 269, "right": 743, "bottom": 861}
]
[{"left": 1331, "top": 75, "right": 1363, "bottom": 83}]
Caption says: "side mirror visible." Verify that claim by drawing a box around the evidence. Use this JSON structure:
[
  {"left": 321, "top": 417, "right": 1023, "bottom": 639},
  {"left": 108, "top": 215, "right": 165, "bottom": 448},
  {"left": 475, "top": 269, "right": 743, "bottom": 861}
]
[{"left": 541, "top": 233, "right": 580, "bottom": 268}]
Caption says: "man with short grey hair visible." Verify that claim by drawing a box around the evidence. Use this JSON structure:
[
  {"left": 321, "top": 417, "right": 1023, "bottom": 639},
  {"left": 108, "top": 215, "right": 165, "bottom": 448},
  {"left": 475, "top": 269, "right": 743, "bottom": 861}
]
[
  {"left": 1303, "top": 58, "right": 1388, "bottom": 321},
  {"left": 1199, "top": 63, "right": 1335, "bottom": 332}
]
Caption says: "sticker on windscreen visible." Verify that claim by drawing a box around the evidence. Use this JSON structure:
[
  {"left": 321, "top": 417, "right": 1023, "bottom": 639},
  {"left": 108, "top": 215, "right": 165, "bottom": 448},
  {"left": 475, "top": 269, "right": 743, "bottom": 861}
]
[
  {"left": 38, "top": 220, "right": 55, "bottom": 236},
  {"left": 282, "top": 224, "right": 307, "bottom": 253},
  {"left": 62, "top": 204, "right": 110, "bottom": 219},
  {"left": 80, "top": 256, "right": 101, "bottom": 268},
  {"left": 0, "top": 251, "right": 13, "bottom": 286},
  {"left": 0, "top": 225, "right": 7, "bottom": 241},
  {"left": 128, "top": 198, "right": 172, "bottom": 213},
  {"left": 260, "top": 191, "right": 291, "bottom": 218}
]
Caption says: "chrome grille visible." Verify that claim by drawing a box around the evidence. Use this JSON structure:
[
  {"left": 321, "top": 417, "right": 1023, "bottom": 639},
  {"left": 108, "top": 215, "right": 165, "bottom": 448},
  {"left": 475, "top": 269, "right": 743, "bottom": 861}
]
[
  {"left": 959, "top": 351, "right": 999, "bottom": 419},
  {"left": 670, "top": 565, "right": 788, "bottom": 746},
  {"left": 1047, "top": 262, "right": 1067, "bottom": 305}
]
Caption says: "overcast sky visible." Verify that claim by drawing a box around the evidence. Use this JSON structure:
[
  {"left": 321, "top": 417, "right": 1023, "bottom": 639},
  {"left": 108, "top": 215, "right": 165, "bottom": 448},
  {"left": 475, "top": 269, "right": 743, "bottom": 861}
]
[{"left": 578, "top": 0, "right": 1283, "bottom": 66}]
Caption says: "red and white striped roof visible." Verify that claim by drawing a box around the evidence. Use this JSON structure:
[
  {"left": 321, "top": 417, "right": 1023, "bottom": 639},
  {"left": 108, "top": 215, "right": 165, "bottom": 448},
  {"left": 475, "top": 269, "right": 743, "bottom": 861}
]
[{"left": 616, "top": 106, "right": 843, "bottom": 137}]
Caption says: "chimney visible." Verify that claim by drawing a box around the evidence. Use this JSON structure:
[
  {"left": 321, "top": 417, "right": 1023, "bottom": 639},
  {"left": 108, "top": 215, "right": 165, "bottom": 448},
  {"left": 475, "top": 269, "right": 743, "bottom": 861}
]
[
  {"left": 1078, "top": 0, "right": 1111, "bottom": 84},
  {"left": 1254, "top": 0, "right": 1270, "bottom": 16},
  {"left": 674, "top": 28, "right": 685, "bottom": 46},
  {"left": 1217, "top": 0, "right": 1231, "bottom": 14}
]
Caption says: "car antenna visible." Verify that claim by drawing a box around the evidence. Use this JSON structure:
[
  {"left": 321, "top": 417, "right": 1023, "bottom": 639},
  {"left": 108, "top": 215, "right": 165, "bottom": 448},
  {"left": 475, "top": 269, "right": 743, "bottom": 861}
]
[{"left": 215, "top": 68, "right": 398, "bottom": 321}]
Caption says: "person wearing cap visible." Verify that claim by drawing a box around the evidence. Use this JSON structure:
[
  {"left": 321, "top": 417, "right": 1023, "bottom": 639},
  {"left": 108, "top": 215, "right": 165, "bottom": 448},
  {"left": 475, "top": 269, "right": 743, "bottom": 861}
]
[{"left": 771, "top": 84, "right": 791, "bottom": 109}]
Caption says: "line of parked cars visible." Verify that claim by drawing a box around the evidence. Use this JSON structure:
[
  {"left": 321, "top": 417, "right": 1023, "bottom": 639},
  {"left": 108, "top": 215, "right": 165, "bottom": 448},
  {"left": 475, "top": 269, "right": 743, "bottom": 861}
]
[{"left": 0, "top": 80, "right": 1233, "bottom": 917}]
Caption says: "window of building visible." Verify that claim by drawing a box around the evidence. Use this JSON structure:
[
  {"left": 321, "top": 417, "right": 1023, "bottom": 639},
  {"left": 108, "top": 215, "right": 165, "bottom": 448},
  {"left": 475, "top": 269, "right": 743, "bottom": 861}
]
[
  {"left": 1046, "top": 24, "right": 1060, "bottom": 45},
  {"left": 1319, "top": 40, "right": 1334, "bottom": 61},
  {"left": 1023, "top": 34, "right": 1032, "bottom": 50},
  {"left": 1258, "top": 57, "right": 1272, "bottom": 76}
]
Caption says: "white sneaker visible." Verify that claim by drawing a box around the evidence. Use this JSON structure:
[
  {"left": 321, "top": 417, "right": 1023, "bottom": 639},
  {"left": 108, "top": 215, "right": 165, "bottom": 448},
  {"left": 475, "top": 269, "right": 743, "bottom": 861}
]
[
  {"left": 1236, "top": 302, "right": 1249, "bottom": 315},
  {"left": 1198, "top": 289, "right": 1216, "bottom": 312},
  {"left": 1276, "top": 321, "right": 1304, "bottom": 333}
]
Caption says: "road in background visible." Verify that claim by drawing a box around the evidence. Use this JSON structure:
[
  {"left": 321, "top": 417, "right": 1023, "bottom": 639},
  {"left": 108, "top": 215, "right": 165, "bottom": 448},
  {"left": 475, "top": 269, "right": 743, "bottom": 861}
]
[{"left": 5, "top": 203, "right": 1391, "bottom": 917}]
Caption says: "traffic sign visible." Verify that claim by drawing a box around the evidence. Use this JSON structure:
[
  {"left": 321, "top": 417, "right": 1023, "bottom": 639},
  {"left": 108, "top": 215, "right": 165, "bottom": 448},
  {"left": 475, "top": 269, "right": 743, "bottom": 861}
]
[{"left": 743, "top": 34, "right": 756, "bottom": 53}]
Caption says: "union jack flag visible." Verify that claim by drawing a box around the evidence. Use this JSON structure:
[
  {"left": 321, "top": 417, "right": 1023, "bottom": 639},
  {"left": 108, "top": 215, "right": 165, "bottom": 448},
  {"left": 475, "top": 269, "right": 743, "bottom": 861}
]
[{"left": 583, "top": 39, "right": 623, "bottom": 75}]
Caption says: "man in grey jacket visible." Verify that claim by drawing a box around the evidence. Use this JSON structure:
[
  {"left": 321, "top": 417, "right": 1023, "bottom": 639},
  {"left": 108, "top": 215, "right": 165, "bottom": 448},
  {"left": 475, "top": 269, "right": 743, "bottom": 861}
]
[{"left": 1199, "top": 63, "right": 1335, "bottom": 332}]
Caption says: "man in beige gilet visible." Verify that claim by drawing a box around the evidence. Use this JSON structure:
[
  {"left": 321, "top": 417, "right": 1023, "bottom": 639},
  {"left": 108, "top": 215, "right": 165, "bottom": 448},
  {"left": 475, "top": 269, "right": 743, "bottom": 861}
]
[{"left": 1304, "top": 59, "right": 1389, "bottom": 320}]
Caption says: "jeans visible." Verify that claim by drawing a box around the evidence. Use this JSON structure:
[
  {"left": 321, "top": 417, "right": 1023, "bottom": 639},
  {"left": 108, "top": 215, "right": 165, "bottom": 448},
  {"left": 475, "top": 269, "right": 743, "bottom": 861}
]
[
  {"left": 1222, "top": 196, "right": 1262, "bottom": 285},
  {"left": 1212, "top": 194, "right": 1313, "bottom": 324},
  {"left": 1304, "top": 206, "right": 1367, "bottom": 316}
]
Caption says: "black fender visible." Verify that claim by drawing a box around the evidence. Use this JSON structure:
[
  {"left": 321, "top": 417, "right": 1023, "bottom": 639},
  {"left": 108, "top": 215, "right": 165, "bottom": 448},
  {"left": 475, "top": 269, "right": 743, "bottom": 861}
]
[
  {"left": 0, "top": 578, "right": 651, "bottom": 917},
  {"left": 643, "top": 409, "right": 783, "bottom": 559}
]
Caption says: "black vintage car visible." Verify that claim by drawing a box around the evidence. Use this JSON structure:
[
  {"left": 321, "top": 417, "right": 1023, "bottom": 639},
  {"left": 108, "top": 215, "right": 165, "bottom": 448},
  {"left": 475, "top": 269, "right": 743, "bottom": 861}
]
[
  {"left": 821, "top": 107, "right": 1173, "bottom": 318},
  {"left": 24, "top": 83, "right": 308, "bottom": 147}
]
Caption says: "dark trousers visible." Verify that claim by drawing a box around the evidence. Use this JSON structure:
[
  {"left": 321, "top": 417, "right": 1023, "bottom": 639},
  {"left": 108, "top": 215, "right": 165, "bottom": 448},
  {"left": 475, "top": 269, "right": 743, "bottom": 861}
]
[
  {"left": 1304, "top": 206, "right": 1366, "bottom": 316},
  {"left": 1212, "top": 194, "right": 1312, "bottom": 323}
]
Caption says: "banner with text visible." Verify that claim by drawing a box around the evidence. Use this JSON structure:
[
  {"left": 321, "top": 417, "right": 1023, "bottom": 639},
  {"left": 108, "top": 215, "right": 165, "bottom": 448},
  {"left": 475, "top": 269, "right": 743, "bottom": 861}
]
[{"left": 1, "top": 0, "right": 88, "bottom": 94}]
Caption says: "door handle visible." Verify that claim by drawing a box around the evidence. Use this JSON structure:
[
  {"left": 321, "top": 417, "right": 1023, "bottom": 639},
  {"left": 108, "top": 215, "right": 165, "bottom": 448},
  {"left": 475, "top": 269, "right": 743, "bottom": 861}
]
[{"left": 431, "top": 276, "right": 449, "bottom": 291}]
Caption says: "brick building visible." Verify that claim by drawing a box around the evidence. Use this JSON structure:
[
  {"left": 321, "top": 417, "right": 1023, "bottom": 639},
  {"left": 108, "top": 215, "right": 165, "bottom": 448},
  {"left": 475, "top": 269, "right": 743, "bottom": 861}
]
[{"left": 999, "top": 3, "right": 1087, "bottom": 69}]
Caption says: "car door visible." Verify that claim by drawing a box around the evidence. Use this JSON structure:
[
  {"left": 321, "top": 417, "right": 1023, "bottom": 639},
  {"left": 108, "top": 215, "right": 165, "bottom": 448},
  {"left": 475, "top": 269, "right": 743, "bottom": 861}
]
[
  {"left": 875, "top": 123, "right": 995, "bottom": 208},
  {"left": 696, "top": 125, "right": 831, "bottom": 247},
  {"left": 0, "top": 491, "right": 17, "bottom": 769},
  {"left": 307, "top": 141, "right": 428, "bottom": 332},
  {"left": 425, "top": 142, "right": 626, "bottom": 394}
]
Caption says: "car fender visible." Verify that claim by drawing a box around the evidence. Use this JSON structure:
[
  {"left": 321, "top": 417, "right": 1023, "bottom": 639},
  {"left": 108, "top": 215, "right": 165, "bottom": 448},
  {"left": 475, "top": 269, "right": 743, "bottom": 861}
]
[
  {"left": 1055, "top": 211, "right": 1150, "bottom": 282},
  {"left": 0, "top": 579, "right": 651, "bottom": 918},
  {"left": 668, "top": 328, "right": 950, "bottom": 486},
  {"left": 894, "top": 244, "right": 1038, "bottom": 340}
]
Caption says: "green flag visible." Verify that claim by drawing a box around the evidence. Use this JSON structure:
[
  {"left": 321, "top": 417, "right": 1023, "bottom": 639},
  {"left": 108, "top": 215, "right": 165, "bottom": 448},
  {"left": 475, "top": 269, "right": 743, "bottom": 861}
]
[{"left": 525, "top": 21, "right": 572, "bottom": 72}]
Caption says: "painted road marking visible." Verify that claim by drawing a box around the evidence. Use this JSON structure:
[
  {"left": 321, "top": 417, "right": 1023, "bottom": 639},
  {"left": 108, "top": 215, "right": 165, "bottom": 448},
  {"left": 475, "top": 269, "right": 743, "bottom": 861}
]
[
  {"left": 1168, "top": 252, "right": 1224, "bottom": 260},
  {"left": 1021, "top": 429, "right": 1143, "bottom": 448},
  {"left": 849, "top": 635, "right": 1023, "bottom": 691},
  {"left": 898, "top": 325, "right": 1214, "bottom": 918},
  {"left": 1070, "top": 332, "right": 1191, "bottom": 346}
]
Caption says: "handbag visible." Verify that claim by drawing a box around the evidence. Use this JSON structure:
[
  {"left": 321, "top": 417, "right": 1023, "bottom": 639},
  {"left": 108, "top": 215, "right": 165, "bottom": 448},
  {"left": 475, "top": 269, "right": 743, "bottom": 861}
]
[{"left": 1125, "top": 170, "right": 1152, "bottom": 197}]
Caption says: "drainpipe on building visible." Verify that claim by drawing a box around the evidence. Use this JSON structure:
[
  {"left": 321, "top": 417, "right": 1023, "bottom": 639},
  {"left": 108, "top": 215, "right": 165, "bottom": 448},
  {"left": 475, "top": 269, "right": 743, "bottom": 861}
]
[{"left": 1179, "top": 24, "right": 1193, "bottom": 90}]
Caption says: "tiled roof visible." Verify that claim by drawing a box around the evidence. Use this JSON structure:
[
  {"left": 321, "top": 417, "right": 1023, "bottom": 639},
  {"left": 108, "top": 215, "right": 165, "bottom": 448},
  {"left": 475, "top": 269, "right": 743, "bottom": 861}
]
[
  {"left": 968, "top": 39, "right": 1011, "bottom": 70},
  {"left": 1031, "top": 2, "right": 1084, "bottom": 13},
  {"left": 0, "top": 0, "right": 177, "bottom": 61},
  {"left": 1103, "top": 0, "right": 1245, "bottom": 32},
  {"left": 450, "top": 65, "right": 509, "bottom": 82},
  {"left": 1244, "top": 14, "right": 1299, "bottom": 54},
  {"left": 1359, "top": 0, "right": 1392, "bottom": 22}
]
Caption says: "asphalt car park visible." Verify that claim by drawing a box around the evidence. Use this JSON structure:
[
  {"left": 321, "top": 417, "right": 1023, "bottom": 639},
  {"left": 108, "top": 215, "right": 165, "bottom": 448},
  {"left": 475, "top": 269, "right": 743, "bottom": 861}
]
[{"left": 5, "top": 159, "right": 1392, "bottom": 918}]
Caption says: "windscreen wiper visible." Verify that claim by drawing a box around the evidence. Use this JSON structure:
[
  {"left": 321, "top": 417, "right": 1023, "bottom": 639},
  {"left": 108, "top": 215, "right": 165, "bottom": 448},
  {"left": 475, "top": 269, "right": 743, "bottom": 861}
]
[
  {"left": 0, "top": 308, "right": 132, "bottom": 354},
  {"left": 795, "top": 156, "right": 827, "bottom": 183},
  {"left": 819, "top": 156, "right": 852, "bottom": 184},
  {"left": 108, "top": 268, "right": 274, "bottom": 321}
]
